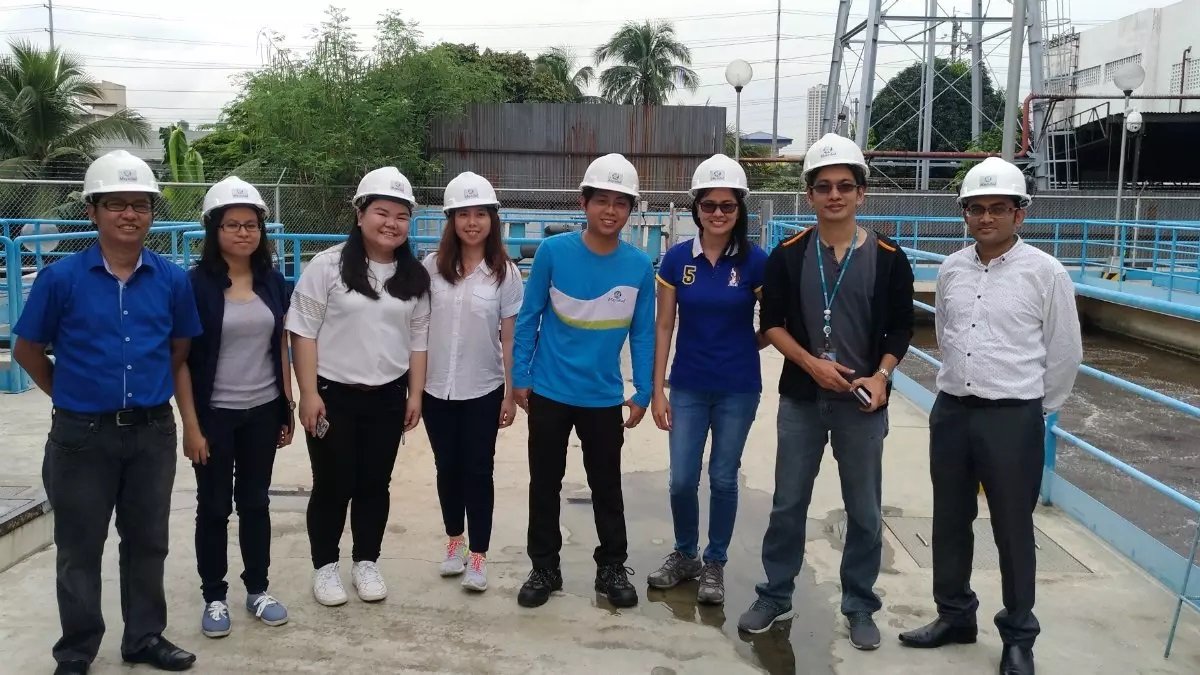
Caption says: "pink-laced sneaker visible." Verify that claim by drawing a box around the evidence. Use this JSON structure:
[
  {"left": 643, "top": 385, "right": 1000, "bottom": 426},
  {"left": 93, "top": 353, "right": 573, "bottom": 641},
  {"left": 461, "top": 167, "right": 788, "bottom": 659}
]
[
  {"left": 462, "top": 552, "right": 488, "bottom": 592},
  {"left": 439, "top": 538, "right": 468, "bottom": 577}
]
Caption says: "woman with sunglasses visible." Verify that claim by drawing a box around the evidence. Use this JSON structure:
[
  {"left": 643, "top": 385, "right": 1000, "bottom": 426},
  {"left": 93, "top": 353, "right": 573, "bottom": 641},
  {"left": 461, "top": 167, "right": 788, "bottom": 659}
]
[
  {"left": 175, "top": 177, "right": 294, "bottom": 637},
  {"left": 647, "top": 154, "right": 768, "bottom": 605}
]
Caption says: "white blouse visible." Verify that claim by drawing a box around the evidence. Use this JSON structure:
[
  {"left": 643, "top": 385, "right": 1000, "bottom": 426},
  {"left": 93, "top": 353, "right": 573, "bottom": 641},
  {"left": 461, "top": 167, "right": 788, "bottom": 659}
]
[
  {"left": 422, "top": 253, "right": 524, "bottom": 400},
  {"left": 286, "top": 243, "right": 430, "bottom": 386}
]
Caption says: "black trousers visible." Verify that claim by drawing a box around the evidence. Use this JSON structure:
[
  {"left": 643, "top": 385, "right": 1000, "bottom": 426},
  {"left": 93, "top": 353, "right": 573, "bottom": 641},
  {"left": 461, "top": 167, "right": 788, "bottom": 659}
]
[
  {"left": 193, "top": 399, "right": 282, "bottom": 602},
  {"left": 306, "top": 376, "right": 407, "bottom": 568},
  {"left": 423, "top": 386, "right": 504, "bottom": 554},
  {"left": 526, "top": 392, "right": 627, "bottom": 570},
  {"left": 929, "top": 392, "right": 1045, "bottom": 647},
  {"left": 42, "top": 405, "right": 177, "bottom": 664}
]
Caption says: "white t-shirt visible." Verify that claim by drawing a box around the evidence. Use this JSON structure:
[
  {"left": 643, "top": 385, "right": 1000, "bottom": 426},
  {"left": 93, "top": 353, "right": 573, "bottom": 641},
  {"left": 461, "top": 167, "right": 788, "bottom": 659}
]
[
  {"left": 286, "top": 243, "right": 430, "bottom": 386},
  {"left": 422, "top": 252, "right": 524, "bottom": 400}
]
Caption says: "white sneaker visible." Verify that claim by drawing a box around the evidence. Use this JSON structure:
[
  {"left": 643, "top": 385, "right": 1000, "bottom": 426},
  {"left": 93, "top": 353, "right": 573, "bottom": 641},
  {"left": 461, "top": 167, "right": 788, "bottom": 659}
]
[
  {"left": 352, "top": 560, "right": 388, "bottom": 602},
  {"left": 462, "top": 552, "right": 488, "bottom": 592},
  {"left": 313, "top": 562, "right": 348, "bottom": 607},
  {"left": 440, "top": 538, "right": 469, "bottom": 577}
]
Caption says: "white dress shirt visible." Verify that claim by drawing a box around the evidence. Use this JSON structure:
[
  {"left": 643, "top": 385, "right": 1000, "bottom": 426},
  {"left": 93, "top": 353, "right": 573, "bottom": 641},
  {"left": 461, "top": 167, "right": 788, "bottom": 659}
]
[
  {"left": 422, "top": 253, "right": 524, "bottom": 401},
  {"left": 286, "top": 243, "right": 430, "bottom": 386},
  {"left": 935, "top": 239, "right": 1083, "bottom": 412}
]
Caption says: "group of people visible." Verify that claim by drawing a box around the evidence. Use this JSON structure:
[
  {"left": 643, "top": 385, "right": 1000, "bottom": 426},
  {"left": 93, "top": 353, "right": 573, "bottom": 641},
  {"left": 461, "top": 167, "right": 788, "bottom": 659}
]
[{"left": 11, "top": 131, "right": 1081, "bottom": 675}]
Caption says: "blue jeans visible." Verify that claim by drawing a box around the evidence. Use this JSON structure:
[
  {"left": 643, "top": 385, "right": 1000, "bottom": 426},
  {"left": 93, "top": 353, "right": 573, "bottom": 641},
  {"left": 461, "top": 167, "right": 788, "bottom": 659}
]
[
  {"left": 755, "top": 394, "right": 888, "bottom": 616},
  {"left": 668, "top": 387, "right": 761, "bottom": 564}
]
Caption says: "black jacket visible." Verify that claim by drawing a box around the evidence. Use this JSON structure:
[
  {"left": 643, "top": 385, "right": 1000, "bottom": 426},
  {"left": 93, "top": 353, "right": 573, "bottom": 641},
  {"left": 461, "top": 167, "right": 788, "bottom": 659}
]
[
  {"left": 759, "top": 226, "right": 915, "bottom": 402},
  {"left": 186, "top": 264, "right": 292, "bottom": 432}
]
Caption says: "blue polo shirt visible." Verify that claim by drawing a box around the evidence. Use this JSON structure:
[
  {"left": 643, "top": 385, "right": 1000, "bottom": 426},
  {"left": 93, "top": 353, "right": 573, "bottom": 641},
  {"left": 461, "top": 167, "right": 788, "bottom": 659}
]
[
  {"left": 656, "top": 237, "right": 768, "bottom": 393},
  {"left": 14, "top": 243, "right": 203, "bottom": 413}
]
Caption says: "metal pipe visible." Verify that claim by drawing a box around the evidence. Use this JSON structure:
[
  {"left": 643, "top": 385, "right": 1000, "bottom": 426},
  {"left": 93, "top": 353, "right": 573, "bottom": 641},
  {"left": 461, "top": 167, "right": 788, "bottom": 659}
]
[
  {"left": 1002, "top": 0, "right": 1027, "bottom": 160},
  {"left": 1026, "top": 0, "right": 1048, "bottom": 188},
  {"left": 920, "top": 0, "right": 937, "bottom": 189},
  {"left": 971, "top": 0, "right": 983, "bottom": 142},
  {"left": 855, "top": 0, "right": 884, "bottom": 148},
  {"left": 824, "top": 0, "right": 853, "bottom": 136},
  {"left": 771, "top": 0, "right": 781, "bottom": 155},
  {"left": 1180, "top": 47, "right": 1192, "bottom": 113},
  {"left": 734, "top": 87, "right": 743, "bottom": 160}
]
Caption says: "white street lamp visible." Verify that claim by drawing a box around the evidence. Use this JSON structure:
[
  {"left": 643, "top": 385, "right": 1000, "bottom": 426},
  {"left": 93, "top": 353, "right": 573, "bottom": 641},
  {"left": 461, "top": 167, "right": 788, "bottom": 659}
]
[
  {"left": 725, "top": 59, "right": 754, "bottom": 160},
  {"left": 1111, "top": 63, "right": 1145, "bottom": 269}
]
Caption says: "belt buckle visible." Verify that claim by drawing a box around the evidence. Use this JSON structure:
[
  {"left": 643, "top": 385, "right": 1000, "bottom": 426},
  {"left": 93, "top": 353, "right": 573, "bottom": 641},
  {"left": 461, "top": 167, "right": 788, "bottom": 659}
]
[{"left": 115, "top": 408, "right": 137, "bottom": 427}]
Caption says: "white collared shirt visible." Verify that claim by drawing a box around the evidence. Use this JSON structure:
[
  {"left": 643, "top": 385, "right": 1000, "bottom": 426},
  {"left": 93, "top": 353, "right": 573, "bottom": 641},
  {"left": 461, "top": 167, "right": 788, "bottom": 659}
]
[
  {"left": 422, "top": 253, "right": 524, "bottom": 401},
  {"left": 691, "top": 235, "right": 739, "bottom": 258},
  {"left": 934, "top": 239, "right": 1083, "bottom": 412},
  {"left": 286, "top": 244, "right": 430, "bottom": 386}
]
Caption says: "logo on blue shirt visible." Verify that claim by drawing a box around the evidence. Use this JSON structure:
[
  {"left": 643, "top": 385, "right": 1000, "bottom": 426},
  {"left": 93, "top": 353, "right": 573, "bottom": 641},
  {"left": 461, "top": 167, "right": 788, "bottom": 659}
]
[{"left": 728, "top": 268, "right": 740, "bottom": 287}]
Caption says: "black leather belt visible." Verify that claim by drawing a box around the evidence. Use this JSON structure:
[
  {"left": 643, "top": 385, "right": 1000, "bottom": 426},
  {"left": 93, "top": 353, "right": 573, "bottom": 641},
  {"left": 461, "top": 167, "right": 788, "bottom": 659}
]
[
  {"left": 54, "top": 403, "right": 173, "bottom": 427},
  {"left": 941, "top": 393, "right": 1036, "bottom": 408}
]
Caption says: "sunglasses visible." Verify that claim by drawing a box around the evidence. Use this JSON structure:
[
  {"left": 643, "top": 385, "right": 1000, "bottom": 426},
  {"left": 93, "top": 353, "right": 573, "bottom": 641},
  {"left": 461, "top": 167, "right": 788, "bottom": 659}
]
[
  {"left": 698, "top": 201, "right": 738, "bottom": 214},
  {"left": 810, "top": 182, "right": 860, "bottom": 195},
  {"left": 965, "top": 204, "right": 1017, "bottom": 218}
]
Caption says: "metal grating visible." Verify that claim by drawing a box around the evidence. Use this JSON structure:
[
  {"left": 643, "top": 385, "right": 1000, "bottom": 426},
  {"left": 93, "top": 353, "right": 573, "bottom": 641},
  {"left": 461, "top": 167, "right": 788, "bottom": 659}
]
[{"left": 885, "top": 516, "right": 1092, "bottom": 573}]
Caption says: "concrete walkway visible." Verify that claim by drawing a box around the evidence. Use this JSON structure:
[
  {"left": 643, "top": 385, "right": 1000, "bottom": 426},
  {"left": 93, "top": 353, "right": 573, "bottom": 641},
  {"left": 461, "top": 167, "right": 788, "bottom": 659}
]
[{"left": 1, "top": 347, "right": 1199, "bottom": 674}]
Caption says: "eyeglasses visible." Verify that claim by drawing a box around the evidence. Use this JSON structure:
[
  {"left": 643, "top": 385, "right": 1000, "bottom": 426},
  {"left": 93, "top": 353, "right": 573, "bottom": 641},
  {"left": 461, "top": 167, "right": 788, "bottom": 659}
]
[
  {"left": 219, "top": 221, "right": 262, "bottom": 233},
  {"left": 698, "top": 201, "right": 738, "bottom": 214},
  {"left": 810, "top": 182, "right": 860, "bottom": 195},
  {"left": 965, "top": 204, "right": 1017, "bottom": 218},
  {"left": 100, "top": 200, "right": 152, "bottom": 214}
]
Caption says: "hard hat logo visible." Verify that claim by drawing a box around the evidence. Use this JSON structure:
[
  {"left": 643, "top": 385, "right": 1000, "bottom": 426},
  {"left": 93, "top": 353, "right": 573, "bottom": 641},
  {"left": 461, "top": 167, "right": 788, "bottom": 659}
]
[
  {"left": 118, "top": 169, "right": 140, "bottom": 183},
  {"left": 231, "top": 188, "right": 249, "bottom": 198},
  {"left": 980, "top": 175, "right": 997, "bottom": 186},
  {"left": 710, "top": 169, "right": 725, "bottom": 180},
  {"left": 608, "top": 172, "right": 623, "bottom": 183},
  {"left": 820, "top": 145, "right": 837, "bottom": 157},
  {"left": 463, "top": 188, "right": 479, "bottom": 198},
  {"left": 389, "top": 180, "right": 405, "bottom": 192}
]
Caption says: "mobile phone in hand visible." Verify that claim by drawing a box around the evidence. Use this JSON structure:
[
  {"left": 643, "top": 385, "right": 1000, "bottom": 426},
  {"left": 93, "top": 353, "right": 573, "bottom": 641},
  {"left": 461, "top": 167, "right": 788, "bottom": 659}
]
[
  {"left": 853, "top": 385, "right": 872, "bottom": 407},
  {"left": 315, "top": 416, "right": 330, "bottom": 439}
]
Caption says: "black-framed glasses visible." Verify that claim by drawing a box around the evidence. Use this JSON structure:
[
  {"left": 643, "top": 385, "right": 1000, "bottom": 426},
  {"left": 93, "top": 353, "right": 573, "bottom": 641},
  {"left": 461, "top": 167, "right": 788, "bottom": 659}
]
[
  {"left": 100, "top": 199, "right": 152, "bottom": 214},
  {"left": 965, "top": 204, "right": 1017, "bottom": 218},
  {"left": 698, "top": 201, "right": 738, "bottom": 214},
  {"left": 810, "top": 182, "right": 860, "bottom": 195},
  {"left": 219, "top": 221, "right": 262, "bottom": 233}
]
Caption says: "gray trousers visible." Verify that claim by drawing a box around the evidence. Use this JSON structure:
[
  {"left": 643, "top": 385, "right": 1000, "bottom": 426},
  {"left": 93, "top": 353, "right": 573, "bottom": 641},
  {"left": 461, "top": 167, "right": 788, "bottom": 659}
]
[{"left": 42, "top": 406, "right": 178, "bottom": 664}]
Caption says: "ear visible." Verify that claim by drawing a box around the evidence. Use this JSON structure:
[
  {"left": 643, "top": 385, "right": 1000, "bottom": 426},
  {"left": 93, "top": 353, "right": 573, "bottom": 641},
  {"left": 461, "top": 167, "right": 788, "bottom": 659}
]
[
  {"left": 578, "top": 195, "right": 588, "bottom": 210},
  {"left": 1013, "top": 208, "right": 1027, "bottom": 228},
  {"left": 804, "top": 189, "right": 816, "bottom": 210},
  {"left": 855, "top": 186, "right": 867, "bottom": 207},
  {"left": 85, "top": 203, "right": 97, "bottom": 222}
]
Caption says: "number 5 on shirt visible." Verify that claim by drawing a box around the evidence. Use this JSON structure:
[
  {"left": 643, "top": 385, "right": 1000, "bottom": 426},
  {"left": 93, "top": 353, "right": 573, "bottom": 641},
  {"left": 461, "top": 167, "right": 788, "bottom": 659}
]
[{"left": 682, "top": 265, "right": 696, "bottom": 285}]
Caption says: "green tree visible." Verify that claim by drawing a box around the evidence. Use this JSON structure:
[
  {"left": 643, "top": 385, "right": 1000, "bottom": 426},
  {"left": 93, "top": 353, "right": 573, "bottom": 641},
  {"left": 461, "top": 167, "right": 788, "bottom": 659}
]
[
  {"left": 534, "top": 47, "right": 597, "bottom": 103},
  {"left": 593, "top": 21, "right": 698, "bottom": 105},
  {"left": 869, "top": 58, "right": 1005, "bottom": 152},
  {"left": 440, "top": 43, "right": 570, "bottom": 103},
  {"left": 159, "top": 125, "right": 206, "bottom": 220}
]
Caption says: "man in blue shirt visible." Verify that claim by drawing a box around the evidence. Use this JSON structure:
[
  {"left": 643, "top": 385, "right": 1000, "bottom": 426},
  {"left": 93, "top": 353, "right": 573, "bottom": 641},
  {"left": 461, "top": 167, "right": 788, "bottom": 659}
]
[
  {"left": 13, "top": 151, "right": 202, "bottom": 675},
  {"left": 512, "top": 153, "right": 655, "bottom": 610}
]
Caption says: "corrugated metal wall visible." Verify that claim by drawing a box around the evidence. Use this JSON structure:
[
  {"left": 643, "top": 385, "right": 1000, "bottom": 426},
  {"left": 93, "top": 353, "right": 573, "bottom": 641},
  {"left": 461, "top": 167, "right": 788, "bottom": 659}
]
[{"left": 427, "top": 103, "right": 726, "bottom": 191}]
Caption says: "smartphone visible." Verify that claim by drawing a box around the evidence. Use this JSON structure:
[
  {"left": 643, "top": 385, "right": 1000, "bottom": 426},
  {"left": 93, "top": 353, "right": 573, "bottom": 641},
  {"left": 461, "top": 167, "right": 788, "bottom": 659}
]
[
  {"left": 852, "top": 385, "right": 872, "bottom": 407},
  {"left": 314, "top": 416, "right": 330, "bottom": 439}
]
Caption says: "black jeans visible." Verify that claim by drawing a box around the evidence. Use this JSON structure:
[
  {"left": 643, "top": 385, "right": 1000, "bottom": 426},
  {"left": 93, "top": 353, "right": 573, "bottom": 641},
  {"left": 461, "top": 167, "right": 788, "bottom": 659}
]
[
  {"left": 193, "top": 399, "right": 283, "bottom": 602},
  {"left": 526, "top": 392, "right": 627, "bottom": 570},
  {"left": 306, "top": 376, "right": 407, "bottom": 568},
  {"left": 929, "top": 392, "right": 1045, "bottom": 647},
  {"left": 423, "top": 386, "right": 504, "bottom": 554},
  {"left": 41, "top": 405, "right": 177, "bottom": 664}
]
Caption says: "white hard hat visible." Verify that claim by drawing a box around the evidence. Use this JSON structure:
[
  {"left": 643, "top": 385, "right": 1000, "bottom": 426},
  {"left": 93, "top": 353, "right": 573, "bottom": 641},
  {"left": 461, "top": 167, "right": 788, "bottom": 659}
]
[
  {"left": 690, "top": 153, "right": 748, "bottom": 197},
  {"left": 443, "top": 172, "right": 500, "bottom": 214},
  {"left": 82, "top": 150, "right": 160, "bottom": 199},
  {"left": 202, "top": 176, "right": 270, "bottom": 219},
  {"left": 802, "top": 133, "right": 870, "bottom": 182},
  {"left": 353, "top": 166, "right": 416, "bottom": 209},
  {"left": 580, "top": 153, "right": 640, "bottom": 199},
  {"left": 958, "top": 157, "right": 1031, "bottom": 207}
]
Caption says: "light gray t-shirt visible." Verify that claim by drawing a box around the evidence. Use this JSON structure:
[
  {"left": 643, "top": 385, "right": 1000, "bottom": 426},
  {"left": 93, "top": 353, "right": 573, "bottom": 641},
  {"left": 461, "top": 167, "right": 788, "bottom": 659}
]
[
  {"left": 211, "top": 295, "right": 278, "bottom": 410},
  {"left": 801, "top": 227, "right": 878, "bottom": 394}
]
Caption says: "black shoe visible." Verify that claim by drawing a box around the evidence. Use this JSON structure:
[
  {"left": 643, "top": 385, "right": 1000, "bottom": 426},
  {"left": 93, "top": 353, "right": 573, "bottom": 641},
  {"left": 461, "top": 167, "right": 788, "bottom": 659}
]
[
  {"left": 1000, "top": 644, "right": 1035, "bottom": 675},
  {"left": 121, "top": 635, "right": 196, "bottom": 671},
  {"left": 517, "top": 567, "right": 563, "bottom": 608},
  {"left": 847, "top": 613, "right": 881, "bottom": 650},
  {"left": 53, "top": 661, "right": 89, "bottom": 675},
  {"left": 595, "top": 563, "right": 639, "bottom": 608},
  {"left": 898, "top": 617, "right": 978, "bottom": 648}
]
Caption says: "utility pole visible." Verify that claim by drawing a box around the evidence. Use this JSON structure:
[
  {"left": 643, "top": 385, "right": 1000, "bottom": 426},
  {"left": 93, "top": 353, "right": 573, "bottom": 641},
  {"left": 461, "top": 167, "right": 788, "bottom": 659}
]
[
  {"left": 824, "top": 0, "right": 853, "bottom": 136},
  {"left": 1027, "top": 0, "right": 1049, "bottom": 189},
  {"left": 1001, "top": 0, "right": 1028, "bottom": 160},
  {"left": 771, "top": 0, "right": 782, "bottom": 156},
  {"left": 971, "top": 0, "right": 983, "bottom": 142},
  {"left": 951, "top": 16, "right": 961, "bottom": 61},
  {"left": 46, "top": 0, "right": 55, "bottom": 50},
  {"left": 855, "top": 0, "right": 884, "bottom": 148},
  {"left": 920, "top": 0, "right": 937, "bottom": 189}
]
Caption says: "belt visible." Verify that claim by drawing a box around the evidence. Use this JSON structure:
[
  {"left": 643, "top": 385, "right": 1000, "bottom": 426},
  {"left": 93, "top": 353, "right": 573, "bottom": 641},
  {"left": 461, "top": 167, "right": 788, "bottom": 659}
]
[
  {"left": 54, "top": 403, "right": 173, "bottom": 427},
  {"left": 941, "top": 392, "right": 1036, "bottom": 408},
  {"left": 319, "top": 375, "right": 408, "bottom": 392}
]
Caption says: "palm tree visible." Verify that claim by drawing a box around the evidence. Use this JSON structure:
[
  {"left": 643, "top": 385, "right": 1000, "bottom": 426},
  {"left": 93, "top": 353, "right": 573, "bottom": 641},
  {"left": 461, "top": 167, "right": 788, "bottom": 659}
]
[
  {"left": 0, "top": 40, "right": 151, "bottom": 175},
  {"left": 593, "top": 21, "right": 699, "bottom": 105},
  {"left": 534, "top": 47, "right": 597, "bottom": 103}
]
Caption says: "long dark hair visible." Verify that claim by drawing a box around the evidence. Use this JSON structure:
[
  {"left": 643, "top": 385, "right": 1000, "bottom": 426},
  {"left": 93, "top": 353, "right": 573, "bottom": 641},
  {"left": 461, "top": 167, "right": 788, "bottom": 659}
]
[
  {"left": 436, "top": 207, "right": 510, "bottom": 285},
  {"left": 197, "top": 205, "right": 273, "bottom": 278},
  {"left": 340, "top": 197, "right": 430, "bottom": 301},
  {"left": 691, "top": 188, "right": 751, "bottom": 266}
]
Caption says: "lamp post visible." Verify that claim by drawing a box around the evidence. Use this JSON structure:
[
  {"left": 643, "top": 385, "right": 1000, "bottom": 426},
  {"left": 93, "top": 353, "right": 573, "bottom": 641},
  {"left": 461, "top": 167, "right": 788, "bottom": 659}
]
[
  {"left": 725, "top": 60, "right": 753, "bottom": 160},
  {"left": 1111, "top": 63, "right": 1145, "bottom": 268}
]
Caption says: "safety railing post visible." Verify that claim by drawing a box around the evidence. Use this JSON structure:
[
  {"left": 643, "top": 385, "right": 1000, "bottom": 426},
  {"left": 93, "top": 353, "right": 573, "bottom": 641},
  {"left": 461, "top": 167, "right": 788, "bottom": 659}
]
[
  {"left": 1165, "top": 522, "right": 1200, "bottom": 658},
  {"left": 1042, "top": 411, "right": 1058, "bottom": 506}
]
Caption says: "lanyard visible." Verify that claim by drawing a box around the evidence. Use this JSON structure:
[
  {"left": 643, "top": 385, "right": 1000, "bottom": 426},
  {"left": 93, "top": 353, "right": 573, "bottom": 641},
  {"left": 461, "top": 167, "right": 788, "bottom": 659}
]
[{"left": 815, "top": 227, "right": 859, "bottom": 350}]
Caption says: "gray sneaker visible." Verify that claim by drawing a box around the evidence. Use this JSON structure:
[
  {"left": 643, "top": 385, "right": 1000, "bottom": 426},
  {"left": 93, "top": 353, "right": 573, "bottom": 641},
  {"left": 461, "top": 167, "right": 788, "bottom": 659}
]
[
  {"left": 737, "top": 599, "right": 795, "bottom": 634},
  {"left": 697, "top": 561, "right": 725, "bottom": 605},
  {"left": 847, "top": 613, "right": 881, "bottom": 650},
  {"left": 646, "top": 551, "right": 703, "bottom": 589}
]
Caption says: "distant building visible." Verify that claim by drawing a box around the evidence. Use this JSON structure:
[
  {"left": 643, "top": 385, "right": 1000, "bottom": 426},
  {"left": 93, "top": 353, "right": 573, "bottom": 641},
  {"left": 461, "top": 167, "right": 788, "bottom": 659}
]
[
  {"left": 739, "top": 131, "right": 795, "bottom": 155},
  {"left": 805, "top": 84, "right": 852, "bottom": 149}
]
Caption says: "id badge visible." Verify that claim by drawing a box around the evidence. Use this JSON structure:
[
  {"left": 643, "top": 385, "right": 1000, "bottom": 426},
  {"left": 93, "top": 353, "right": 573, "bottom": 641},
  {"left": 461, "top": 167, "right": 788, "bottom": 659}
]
[{"left": 820, "top": 350, "right": 838, "bottom": 363}]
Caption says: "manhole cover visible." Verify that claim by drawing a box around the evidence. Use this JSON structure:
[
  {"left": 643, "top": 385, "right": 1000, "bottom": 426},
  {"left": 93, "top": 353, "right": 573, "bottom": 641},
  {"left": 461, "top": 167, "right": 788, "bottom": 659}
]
[{"left": 885, "top": 516, "right": 1091, "bottom": 573}]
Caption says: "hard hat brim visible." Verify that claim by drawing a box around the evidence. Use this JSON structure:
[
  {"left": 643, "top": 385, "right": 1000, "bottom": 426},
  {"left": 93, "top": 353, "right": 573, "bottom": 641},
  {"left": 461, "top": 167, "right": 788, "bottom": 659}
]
[
  {"left": 958, "top": 188, "right": 1032, "bottom": 208},
  {"left": 202, "top": 203, "right": 271, "bottom": 220},
  {"left": 579, "top": 181, "right": 639, "bottom": 199},
  {"left": 354, "top": 193, "right": 417, "bottom": 209},
  {"left": 442, "top": 198, "right": 501, "bottom": 214},
  {"left": 83, "top": 184, "right": 161, "bottom": 198},
  {"left": 689, "top": 182, "right": 749, "bottom": 198}
]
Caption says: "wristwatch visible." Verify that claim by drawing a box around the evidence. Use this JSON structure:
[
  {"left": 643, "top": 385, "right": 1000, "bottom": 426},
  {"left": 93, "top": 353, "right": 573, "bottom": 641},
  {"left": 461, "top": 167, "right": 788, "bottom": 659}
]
[
  {"left": 875, "top": 367, "right": 892, "bottom": 380},
  {"left": 287, "top": 400, "right": 297, "bottom": 411}
]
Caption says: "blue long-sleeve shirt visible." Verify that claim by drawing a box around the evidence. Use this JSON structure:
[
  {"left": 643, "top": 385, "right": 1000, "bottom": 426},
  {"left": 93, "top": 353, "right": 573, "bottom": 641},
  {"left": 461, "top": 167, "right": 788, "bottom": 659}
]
[{"left": 513, "top": 231, "right": 656, "bottom": 408}]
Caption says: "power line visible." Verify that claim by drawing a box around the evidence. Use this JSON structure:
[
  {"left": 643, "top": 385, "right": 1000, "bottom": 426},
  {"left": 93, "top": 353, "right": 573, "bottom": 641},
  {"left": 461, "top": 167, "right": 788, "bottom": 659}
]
[{"left": 55, "top": 4, "right": 181, "bottom": 21}]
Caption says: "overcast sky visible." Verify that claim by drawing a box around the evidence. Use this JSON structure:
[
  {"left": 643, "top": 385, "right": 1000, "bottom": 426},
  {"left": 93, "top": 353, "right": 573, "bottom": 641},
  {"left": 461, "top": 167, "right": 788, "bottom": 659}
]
[{"left": 0, "top": 0, "right": 1179, "bottom": 153}]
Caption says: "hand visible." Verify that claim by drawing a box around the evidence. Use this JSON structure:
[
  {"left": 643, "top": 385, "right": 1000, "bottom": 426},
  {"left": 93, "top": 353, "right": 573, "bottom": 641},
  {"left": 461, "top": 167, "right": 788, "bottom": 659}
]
[
  {"left": 623, "top": 399, "right": 647, "bottom": 429},
  {"left": 299, "top": 394, "right": 326, "bottom": 436},
  {"left": 404, "top": 397, "right": 422, "bottom": 432},
  {"left": 183, "top": 426, "right": 210, "bottom": 465},
  {"left": 850, "top": 372, "right": 889, "bottom": 412},
  {"left": 278, "top": 421, "right": 294, "bottom": 448},
  {"left": 513, "top": 387, "right": 531, "bottom": 412},
  {"left": 651, "top": 391, "right": 672, "bottom": 431},
  {"left": 499, "top": 395, "right": 517, "bottom": 428},
  {"left": 803, "top": 354, "right": 855, "bottom": 393}
]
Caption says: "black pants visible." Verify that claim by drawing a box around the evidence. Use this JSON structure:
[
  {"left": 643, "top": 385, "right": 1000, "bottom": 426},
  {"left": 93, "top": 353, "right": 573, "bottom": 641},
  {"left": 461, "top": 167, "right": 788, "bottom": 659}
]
[
  {"left": 423, "top": 386, "right": 504, "bottom": 554},
  {"left": 193, "top": 399, "right": 282, "bottom": 602},
  {"left": 42, "top": 405, "right": 177, "bottom": 664},
  {"left": 306, "top": 376, "right": 407, "bottom": 568},
  {"left": 526, "top": 392, "right": 627, "bottom": 570},
  {"left": 929, "top": 392, "right": 1045, "bottom": 647}
]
